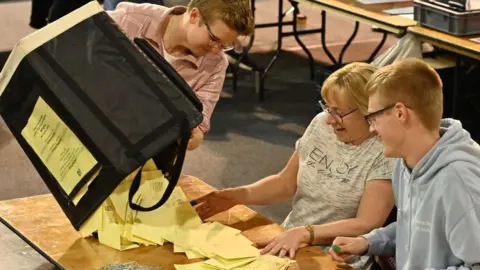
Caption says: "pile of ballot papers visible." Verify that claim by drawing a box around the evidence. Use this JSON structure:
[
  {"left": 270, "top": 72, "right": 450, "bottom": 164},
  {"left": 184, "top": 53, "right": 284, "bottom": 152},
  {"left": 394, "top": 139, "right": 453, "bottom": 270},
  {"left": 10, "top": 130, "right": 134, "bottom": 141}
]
[{"left": 75, "top": 160, "right": 294, "bottom": 270}]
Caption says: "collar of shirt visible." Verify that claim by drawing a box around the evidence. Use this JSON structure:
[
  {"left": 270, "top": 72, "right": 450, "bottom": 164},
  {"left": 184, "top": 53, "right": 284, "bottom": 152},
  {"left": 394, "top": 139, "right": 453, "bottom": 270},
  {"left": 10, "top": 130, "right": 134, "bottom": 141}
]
[{"left": 141, "top": 5, "right": 203, "bottom": 69}]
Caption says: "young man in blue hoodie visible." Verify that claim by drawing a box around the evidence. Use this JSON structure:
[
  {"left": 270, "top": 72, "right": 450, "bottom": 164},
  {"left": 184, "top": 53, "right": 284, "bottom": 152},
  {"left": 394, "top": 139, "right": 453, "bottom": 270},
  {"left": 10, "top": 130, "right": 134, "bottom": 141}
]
[{"left": 328, "top": 58, "right": 480, "bottom": 269}]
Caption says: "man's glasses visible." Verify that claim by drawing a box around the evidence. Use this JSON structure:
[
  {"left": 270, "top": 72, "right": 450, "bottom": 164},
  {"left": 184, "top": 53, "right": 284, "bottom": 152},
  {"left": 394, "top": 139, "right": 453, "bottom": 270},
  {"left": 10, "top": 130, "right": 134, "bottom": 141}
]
[
  {"left": 364, "top": 104, "right": 395, "bottom": 126},
  {"left": 204, "top": 22, "right": 234, "bottom": 51},
  {"left": 319, "top": 100, "right": 358, "bottom": 123}
]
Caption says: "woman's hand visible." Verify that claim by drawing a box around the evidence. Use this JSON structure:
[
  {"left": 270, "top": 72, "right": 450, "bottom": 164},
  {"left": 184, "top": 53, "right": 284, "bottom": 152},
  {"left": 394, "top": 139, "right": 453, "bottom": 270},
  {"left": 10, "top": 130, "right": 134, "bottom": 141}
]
[
  {"left": 193, "top": 189, "right": 243, "bottom": 220},
  {"left": 329, "top": 236, "right": 369, "bottom": 262},
  {"left": 259, "top": 227, "right": 310, "bottom": 259}
]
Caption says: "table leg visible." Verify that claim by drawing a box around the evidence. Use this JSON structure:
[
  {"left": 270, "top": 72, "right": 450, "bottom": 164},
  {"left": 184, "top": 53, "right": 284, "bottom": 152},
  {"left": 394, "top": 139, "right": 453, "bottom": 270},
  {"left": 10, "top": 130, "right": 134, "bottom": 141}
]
[
  {"left": 261, "top": 0, "right": 287, "bottom": 97},
  {"left": 320, "top": 10, "right": 337, "bottom": 66},
  {"left": 338, "top": 21, "right": 360, "bottom": 65},
  {"left": 232, "top": 0, "right": 259, "bottom": 94},
  {"left": 290, "top": 0, "right": 316, "bottom": 80},
  {"left": 232, "top": 0, "right": 324, "bottom": 101},
  {"left": 231, "top": 0, "right": 289, "bottom": 100},
  {"left": 367, "top": 31, "right": 388, "bottom": 63}
]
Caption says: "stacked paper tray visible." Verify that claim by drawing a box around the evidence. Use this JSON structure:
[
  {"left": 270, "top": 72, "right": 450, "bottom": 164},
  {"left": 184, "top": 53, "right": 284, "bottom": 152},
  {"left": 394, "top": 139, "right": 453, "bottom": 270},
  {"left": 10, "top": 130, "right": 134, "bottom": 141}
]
[{"left": 414, "top": 0, "right": 480, "bottom": 36}]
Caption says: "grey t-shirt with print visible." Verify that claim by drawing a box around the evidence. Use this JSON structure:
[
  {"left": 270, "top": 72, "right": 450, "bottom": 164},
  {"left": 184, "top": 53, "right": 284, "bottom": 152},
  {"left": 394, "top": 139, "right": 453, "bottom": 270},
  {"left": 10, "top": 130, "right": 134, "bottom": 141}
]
[{"left": 282, "top": 112, "right": 393, "bottom": 229}]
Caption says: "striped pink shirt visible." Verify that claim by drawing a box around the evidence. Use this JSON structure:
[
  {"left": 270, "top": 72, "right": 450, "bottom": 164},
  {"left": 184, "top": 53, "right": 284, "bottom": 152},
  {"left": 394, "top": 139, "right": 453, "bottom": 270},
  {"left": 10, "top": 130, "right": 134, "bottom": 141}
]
[{"left": 107, "top": 3, "right": 228, "bottom": 133}]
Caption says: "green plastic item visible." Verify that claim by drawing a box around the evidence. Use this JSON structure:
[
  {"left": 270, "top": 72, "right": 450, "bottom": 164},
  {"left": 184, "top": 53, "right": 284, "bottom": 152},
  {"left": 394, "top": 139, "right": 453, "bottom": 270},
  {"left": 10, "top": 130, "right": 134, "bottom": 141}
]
[{"left": 331, "top": 244, "right": 342, "bottom": 253}]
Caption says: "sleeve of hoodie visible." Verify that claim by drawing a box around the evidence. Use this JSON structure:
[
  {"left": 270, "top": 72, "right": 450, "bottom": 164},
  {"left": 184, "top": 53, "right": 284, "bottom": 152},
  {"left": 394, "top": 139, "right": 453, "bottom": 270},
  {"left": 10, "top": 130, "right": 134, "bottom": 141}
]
[
  {"left": 359, "top": 159, "right": 401, "bottom": 256},
  {"left": 440, "top": 167, "right": 480, "bottom": 270},
  {"left": 361, "top": 221, "right": 397, "bottom": 256}
]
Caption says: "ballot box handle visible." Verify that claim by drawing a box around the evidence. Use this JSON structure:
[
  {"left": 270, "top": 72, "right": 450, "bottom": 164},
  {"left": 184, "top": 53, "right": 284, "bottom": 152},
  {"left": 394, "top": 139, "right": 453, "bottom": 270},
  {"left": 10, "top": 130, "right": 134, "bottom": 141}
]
[{"left": 128, "top": 116, "right": 191, "bottom": 211}]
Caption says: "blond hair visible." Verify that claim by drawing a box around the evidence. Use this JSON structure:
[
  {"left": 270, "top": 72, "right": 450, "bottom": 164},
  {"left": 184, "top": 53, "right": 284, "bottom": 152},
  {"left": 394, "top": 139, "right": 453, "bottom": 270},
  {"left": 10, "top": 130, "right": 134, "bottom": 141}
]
[
  {"left": 188, "top": 0, "right": 254, "bottom": 36},
  {"left": 321, "top": 62, "right": 377, "bottom": 115},
  {"left": 366, "top": 58, "right": 443, "bottom": 131}
]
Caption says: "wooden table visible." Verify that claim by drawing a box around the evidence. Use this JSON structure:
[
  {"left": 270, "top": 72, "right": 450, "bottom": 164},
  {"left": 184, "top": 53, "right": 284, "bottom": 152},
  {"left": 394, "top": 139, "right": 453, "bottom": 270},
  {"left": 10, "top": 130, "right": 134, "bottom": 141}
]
[
  {"left": 408, "top": 25, "right": 480, "bottom": 61},
  {"left": 0, "top": 176, "right": 342, "bottom": 270},
  {"left": 293, "top": 0, "right": 417, "bottom": 75},
  {"left": 237, "top": 0, "right": 418, "bottom": 101},
  {"left": 407, "top": 26, "right": 480, "bottom": 117},
  {"left": 297, "top": 0, "right": 417, "bottom": 35}
]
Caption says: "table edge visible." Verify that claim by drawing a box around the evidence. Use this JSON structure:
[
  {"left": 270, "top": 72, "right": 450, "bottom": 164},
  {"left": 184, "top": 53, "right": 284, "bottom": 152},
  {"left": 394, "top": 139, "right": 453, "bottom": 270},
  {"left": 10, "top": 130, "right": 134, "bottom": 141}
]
[
  {"left": 297, "top": 0, "right": 417, "bottom": 34},
  {"left": 408, "top": 26, "right": 480, "bottom": 60}
]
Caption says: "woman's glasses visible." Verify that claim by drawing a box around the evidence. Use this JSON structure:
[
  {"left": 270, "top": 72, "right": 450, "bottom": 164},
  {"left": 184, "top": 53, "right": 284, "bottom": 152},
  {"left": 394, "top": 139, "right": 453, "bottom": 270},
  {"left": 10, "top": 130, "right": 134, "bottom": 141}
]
[{"left": 319, "top": 100, "right": 358, "bottom": 123}]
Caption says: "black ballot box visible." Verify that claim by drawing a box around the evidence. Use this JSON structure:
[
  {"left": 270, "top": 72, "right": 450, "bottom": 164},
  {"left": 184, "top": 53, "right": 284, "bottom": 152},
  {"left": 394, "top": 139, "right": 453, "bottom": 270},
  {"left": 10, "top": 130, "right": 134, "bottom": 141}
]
[{"left": 0, "top": 1, "right": 202, "bottom": 230}]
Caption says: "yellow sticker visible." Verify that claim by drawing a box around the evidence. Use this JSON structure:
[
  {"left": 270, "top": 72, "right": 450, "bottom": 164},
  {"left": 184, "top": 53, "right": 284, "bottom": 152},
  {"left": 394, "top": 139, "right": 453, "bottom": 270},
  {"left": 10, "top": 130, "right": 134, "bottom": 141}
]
[{"left": 21, "top": 97, "right": 98, "bottom": 195}]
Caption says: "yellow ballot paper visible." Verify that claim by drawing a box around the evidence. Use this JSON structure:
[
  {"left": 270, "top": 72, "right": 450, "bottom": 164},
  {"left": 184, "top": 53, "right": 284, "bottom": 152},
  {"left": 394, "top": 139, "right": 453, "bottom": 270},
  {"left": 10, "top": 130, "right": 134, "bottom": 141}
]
[
  {"left": 77, "top": 163, "right": 263, "bottom": 258},
  {"left": 175, "top": 255, "right": 293, "bottom": 270},
  {"left": 203, "top": 256, "right": 257, "bottom": 269},
  {"left": 211, "top": 235, "right": 260, "bottom": 260},
  {"left": 129, "top": 235, "right": 157, "bottom": 246},
  {"left": 109, "top": 168, "right": 164, "bottom": 225},
  {"left": 185, "top": 249, "right": 206, "bottom": 259},
  {"left": 21, "top": 97, "right": 98, "bottom": 195},
  {"left": 131, "top": 223, "right": 166, "bottom": 245},
  {"left": 72, "top": 167, "right": 101, "bottom": 206},
  {"left": 173, "top": 221, "right": 259, "bottom": 260},
  {"left": 235, "top": 255, "right": 294, "bottom": 270},
  {"left": 78, "top": 203, "right": 102, "bottom": 238},
  {"left": 108, "top": 168, "right": 141, "bottom": 224},
  {"left": 98, "top": 200, "right": 139, "bottom": 251},
  {"left": 174, "top": 243, "right": 205, "bottom": 259},
  {"left": 174, "top": 262, "right": 216, "bottom": 270},
  {"left": 174, "top": 244, "right": 187, "bottom": 253},
  {"left": 134, "top": 178, "right": 203, "bottom": 240}
]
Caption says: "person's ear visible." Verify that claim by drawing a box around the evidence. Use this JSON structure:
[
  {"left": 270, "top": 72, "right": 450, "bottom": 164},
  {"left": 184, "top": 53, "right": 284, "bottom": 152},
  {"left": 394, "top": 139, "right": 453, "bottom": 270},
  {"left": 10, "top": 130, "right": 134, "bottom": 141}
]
[
  {"left": 189, "top": 8, "right": 200, "bottom": 24},
  {"left": 395, "top": 102, "right": 408, "bottom": 124}
]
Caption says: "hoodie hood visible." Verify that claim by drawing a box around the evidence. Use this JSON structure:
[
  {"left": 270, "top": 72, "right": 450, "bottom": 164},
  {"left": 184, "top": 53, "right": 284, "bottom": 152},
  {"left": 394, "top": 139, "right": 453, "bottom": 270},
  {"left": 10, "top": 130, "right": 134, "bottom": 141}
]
[{"left": 403, "top": 118, "right": 480, "bottom": 181}]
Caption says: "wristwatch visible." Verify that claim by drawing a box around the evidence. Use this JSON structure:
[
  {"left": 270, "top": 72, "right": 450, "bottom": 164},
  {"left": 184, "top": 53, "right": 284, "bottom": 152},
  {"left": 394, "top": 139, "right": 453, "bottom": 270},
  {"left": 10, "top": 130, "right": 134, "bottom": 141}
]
[{"left": 304, "top": 224, "right": 315, "bottom": 245}]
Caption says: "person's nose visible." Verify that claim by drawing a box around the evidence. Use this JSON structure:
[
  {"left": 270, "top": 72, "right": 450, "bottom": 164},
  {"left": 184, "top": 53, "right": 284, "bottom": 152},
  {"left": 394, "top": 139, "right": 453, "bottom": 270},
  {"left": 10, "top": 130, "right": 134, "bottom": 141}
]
[{"left": 325, "top": 113, "right": 337, "bottom": 125}]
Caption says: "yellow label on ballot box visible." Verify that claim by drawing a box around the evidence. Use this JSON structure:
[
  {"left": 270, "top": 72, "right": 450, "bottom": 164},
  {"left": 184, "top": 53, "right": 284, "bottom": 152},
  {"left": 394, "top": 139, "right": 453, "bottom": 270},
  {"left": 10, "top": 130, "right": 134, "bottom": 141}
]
[{"left": 21, "top": 97, "right": 98, "bottom": 195}]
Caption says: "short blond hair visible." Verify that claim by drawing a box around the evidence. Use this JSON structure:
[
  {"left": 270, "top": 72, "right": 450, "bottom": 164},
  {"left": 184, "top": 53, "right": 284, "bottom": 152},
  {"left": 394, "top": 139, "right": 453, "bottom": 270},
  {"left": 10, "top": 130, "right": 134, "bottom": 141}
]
[
  {"left": 321, "top": 63, "right": 377, "bottom": 115},
  {"left": 366, "top": 58, "right": 443, "bottom": 131},
  {"left": 188, "top": 0, "right": 254, "bottom": 36}
]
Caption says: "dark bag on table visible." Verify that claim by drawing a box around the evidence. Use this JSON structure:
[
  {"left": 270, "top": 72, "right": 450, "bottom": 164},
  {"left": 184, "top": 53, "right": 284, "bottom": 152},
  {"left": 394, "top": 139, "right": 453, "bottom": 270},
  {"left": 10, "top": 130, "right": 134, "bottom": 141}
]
[{"left": 0, "top": 2, "right": 202, "bottom": 230}]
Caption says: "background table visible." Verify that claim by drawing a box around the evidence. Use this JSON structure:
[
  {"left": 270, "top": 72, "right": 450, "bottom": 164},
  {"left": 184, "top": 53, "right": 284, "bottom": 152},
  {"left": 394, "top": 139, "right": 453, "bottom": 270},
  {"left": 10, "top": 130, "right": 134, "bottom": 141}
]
[
  {"left": 408, "top": 26, "right": 480, "bottom": 61},
  {"left": 297, "top": 0, "right": 416, "bottom": 34}
]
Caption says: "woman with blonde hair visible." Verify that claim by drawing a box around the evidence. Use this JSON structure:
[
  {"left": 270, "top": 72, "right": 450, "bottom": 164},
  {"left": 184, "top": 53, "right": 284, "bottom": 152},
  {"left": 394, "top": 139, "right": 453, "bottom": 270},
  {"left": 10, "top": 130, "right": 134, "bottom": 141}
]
[{"left": 192, "top": 63, "right": 395, "bottom": 265}]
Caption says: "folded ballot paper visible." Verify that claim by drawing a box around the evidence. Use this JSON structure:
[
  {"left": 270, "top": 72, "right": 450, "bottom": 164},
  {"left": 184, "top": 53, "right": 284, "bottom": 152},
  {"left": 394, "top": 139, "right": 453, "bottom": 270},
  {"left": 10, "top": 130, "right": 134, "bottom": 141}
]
[{"left": 77, "top": 160, "right": 295, "bottom": 269}]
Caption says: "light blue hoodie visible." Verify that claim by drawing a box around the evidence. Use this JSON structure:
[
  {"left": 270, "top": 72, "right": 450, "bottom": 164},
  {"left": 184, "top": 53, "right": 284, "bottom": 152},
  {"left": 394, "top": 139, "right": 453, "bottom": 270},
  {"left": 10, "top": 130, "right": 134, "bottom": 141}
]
[{"left": 363, "top": 119, "right": 480, "bottom": 270}]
